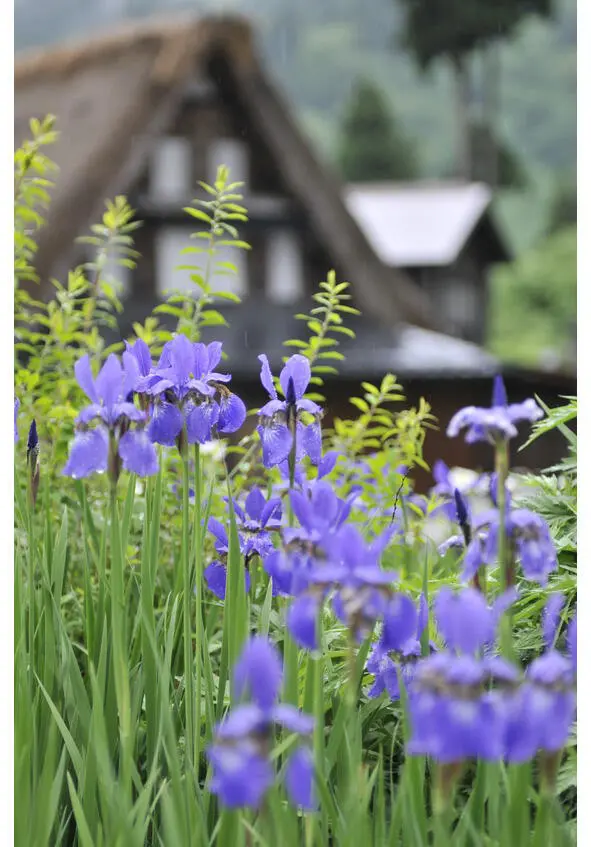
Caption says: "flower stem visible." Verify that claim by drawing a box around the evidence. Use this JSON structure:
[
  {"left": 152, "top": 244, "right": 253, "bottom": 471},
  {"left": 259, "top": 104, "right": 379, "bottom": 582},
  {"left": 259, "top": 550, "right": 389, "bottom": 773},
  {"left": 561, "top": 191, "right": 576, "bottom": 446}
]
[
  {"left": 433, "top": 762, "right": 462, "bottom": 845},
  {"left": 25, "top": 471, "right": 37, "bottom": 750},
  {"left": 109, "top": 486, "right": 132, "bottom": 804},
  {"left": 284, "top": 439, "right": 299, "bottom": 705},
  {"left": 141, "top": 471, "right": 158, "bottom": 767},
  {"left": 193, "top": 445, "right": 203, "bottom": 767},
  {"left": 346, "top": 631, "right": 358, "bottom": 708},
  {"left": 495, "top": 440, "right": 514, "bottom": 659},
  {"left": 182, "top": 452, "right": 195, "bottom": 771}
]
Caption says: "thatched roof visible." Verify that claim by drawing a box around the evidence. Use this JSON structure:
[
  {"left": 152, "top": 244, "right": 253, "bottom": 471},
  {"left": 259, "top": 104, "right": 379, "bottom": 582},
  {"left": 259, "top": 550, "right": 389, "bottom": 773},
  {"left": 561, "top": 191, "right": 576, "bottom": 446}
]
[{"left": 15, "top": 14, "right": 437, "bottom": 331}]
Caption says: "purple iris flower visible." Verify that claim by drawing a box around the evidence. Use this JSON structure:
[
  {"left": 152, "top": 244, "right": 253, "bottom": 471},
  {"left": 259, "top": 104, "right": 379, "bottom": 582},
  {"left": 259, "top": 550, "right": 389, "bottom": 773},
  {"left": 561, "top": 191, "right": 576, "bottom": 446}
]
[
  {"left": 438, "top": 498, "right": 493, "bottom": 584},
  {"left": 407, "top": 586, "right": 519, "bottom": 763},
  {"left": 433, "top": 586, "right": 518, "bottom": 654},
  {"left": 207, "top": 637, "right": 315, "bottom": 810},
  {"left": 510, "top": 596, "right": 577, "bottom": 758},
  {"left": 232, "top": 488, "right": 283, "bottom": 546},
  {"left": 367, "top": 593, "right": 430, "bottom": 700},
  {"left": 430, "top": 461, "right": 483, "bottom": 520},
  {"left": 408, "top": 652, "right": 508, "bottom": 762},
  {"left": 483, "top": 507, "right": 558, "bottom": 585},
  {"left": 14, "top": 398, "right": 19, "bottom": 443},
  {"left": 146, "top": 335, "right": 245, "bottom": 447},
  {"left": 256, "top": 354, "right": 323, "bottom": 468},
  {"left": 63, "top": 353, "right": 158, "bottom": 480},
  {"left": 323, "top": 523, "right": 398, "bottom": 639},
  {"left": 447, "top": 375, "right": 543, "bottom": 444},
  {"left": 264, "top": 480, "right": 357, "bottom": 597},
  {"left": 204, "top": 488, "right": 282, "bottom": 599},
  {"left": 286, "top": 522, "right": 397, "bottom": 649},
  {"left": 443, "top": 489, "right": 558, "bottom": 586},
  {"left": 407, "top": 588, "right": 576, "bottom": 765}
]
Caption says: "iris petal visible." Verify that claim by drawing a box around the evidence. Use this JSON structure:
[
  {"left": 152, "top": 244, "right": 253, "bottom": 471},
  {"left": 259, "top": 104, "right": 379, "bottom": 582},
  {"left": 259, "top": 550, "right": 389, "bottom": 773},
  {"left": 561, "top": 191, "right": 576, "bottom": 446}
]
[
  {"left": 63, "top": 428, "right": 108, "bottom": 478},
  {"left": 186, "top": 400, "right": 220, "bottom": 444},
  {"left": 257, "top": 423, "right": 292, "bottom": 468},
  {"left": 218, "top": 392, "right": 246, "bottom": 434},
  {"left": 148, "top": 402, "right": 183, "bottom": 446},
  {"left": 285, "top": 747, "right": 316, "bottom": 810},
  {"left": 119, "top": 430, "right": 158, "bottom": 477}
]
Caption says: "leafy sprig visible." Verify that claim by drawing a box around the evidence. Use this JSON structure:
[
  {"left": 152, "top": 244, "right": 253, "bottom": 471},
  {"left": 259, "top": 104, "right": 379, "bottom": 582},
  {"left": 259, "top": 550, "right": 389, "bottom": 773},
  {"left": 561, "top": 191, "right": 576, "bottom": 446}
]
[
  {"left": 152, "top": 165, "right": 250, "bottom": 342},
  {"left": 76, "top": 196, "right": 141, "bottom": 332},
  {"left": 284, "top": 270, "right": 359, "bottom": 403},
  {"left": 14, "top": 114, "right": 58, "bottom": 286}
]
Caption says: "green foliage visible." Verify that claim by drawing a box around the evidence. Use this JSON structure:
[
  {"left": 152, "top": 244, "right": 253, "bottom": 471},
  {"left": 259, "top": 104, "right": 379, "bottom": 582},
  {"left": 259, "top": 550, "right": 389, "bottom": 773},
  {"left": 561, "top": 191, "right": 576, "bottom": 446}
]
[
  {"left": 488, "top": 224, "right": 576, "bottom": 368},
  {"left": 151, "top": 165, "right": 250, "bottom": 345},
  {"left": 519, "top": 395, "right": 577, "bottom": 574},
  {"left": 331, "top": 376, "right": 436, "bottom": 473},
  {"left": 514, "top": 396, "right": 577, "bottom": 808},
  {"left": 337, "top": 77, "right": 419, "bottom": 182},
  {"left": 546, "top": 170, "right": 577, "bottom": 234},
  {"left": 14, "top": 124, "right": 141, "bottom": 474},
  {"left": 285, "top": 270, "right": 360, "bottom": 402},
  {"left": 14, "top": 114, "right": 58, "bottom": 285}
]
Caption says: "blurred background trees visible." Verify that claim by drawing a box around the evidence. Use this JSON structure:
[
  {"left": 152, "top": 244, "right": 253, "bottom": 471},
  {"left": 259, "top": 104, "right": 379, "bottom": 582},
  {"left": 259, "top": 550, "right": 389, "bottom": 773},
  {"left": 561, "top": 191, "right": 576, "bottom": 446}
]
[
  {"left": 396, "top": 0, "right": 554, "bottom": 183},
  {"left": 488, "top": 224, "right": 576, "bottom": 369},
  {"left": 337, "top": 78, "right": 419, "bottom": 182},
  {"left": 15, "top": 0, "right": 576, "bottom": 371}
]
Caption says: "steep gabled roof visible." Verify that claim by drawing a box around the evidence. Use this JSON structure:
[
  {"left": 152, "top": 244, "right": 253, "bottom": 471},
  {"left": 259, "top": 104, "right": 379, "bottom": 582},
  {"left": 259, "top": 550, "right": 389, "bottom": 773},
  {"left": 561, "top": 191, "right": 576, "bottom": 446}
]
[
  {"left": 344, "top": 181, "right": 510, "bottom": 267},
  {"left": 14, "top": 14, "right": 437, "bottom": 331}
]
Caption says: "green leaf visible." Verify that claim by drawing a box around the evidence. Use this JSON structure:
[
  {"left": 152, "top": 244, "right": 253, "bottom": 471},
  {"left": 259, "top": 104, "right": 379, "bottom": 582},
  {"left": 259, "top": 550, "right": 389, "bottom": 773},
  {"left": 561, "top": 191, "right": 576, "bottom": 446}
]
[{"left": 183, "top": 207, "right": 212, "bottom": 223}]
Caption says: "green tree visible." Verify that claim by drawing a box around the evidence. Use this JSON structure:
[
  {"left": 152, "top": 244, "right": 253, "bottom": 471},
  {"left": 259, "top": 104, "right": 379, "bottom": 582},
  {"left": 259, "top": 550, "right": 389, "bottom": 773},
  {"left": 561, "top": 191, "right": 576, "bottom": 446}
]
[
  {"left": 488, "top": 223, "right": 576, "bottom": 368},
  {"left": 469, "top": 121, "right": 529, "bottom": 188},
  {"left": 397, "top": 0, "right": 554, "bottom": 182},
  {"left": 547, "top": 171, "right": 577, "bottom": 234},
  {"left": 337, "top": 77, "right": 419, "bottom": 182}
]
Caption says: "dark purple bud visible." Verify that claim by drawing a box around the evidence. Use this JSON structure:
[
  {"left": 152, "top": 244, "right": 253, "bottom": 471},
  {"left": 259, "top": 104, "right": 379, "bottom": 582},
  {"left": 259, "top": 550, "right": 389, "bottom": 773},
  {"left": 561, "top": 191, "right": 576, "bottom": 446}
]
[
  {"left": 27, "top": 420, "right": 40, "bottom": 507},
  {"left": 27, "top": 419, "right": 38, "bottom": 455},
  {"left": 492, "top": 374, "right": 508, "bottom": 408},
  {"left": 454, "top": 488, "right": 468, "bottom": 527},
  {"left": 454, "top": 488, "right": 471, "bottom": 545},
  {"left": 286, "top": 376, "right": 297, "bottom": 407}
]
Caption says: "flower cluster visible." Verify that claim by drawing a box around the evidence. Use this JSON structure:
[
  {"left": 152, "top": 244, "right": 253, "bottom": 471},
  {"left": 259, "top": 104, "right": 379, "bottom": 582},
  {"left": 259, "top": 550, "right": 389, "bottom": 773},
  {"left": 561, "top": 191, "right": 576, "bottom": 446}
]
[
  {"left": 263, "top": 479, "right": 398, "bottom": 649},
  {"left": 139, "top": 335, "right": 245, "bottom": 451},
  {"left": 62, "top": 335, "right": 246, "bottom": 482},
  {"left": 439, "top": 485, "right": 558, "bottom": 586},
  {"left": 429, "top": 459, "right": 487, "bottom": 522},
  {"left": 405, "top": 588, "right": 576, "bottom": 764},
  {"left": 366, "top": 593, "right": 432, "bottom": 700},
  {"left": 207, "top": 637, "right": 315, "bottom": 809},
  {"left": 204, "top": 487, "right": 282, "bottom": 599},
  {"left": 63, "top": 352, "right": 158, "bottom": 481}
]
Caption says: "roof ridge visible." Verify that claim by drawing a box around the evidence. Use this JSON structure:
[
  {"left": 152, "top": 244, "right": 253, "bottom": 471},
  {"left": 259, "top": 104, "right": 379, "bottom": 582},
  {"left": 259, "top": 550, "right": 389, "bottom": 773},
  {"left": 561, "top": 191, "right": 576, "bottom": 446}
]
[
  {"left": 14, "top": 13, "right": 254, "bottom": 87},
  {"left": 345, "top": 180, "right": 490, "bottom": 193}
]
